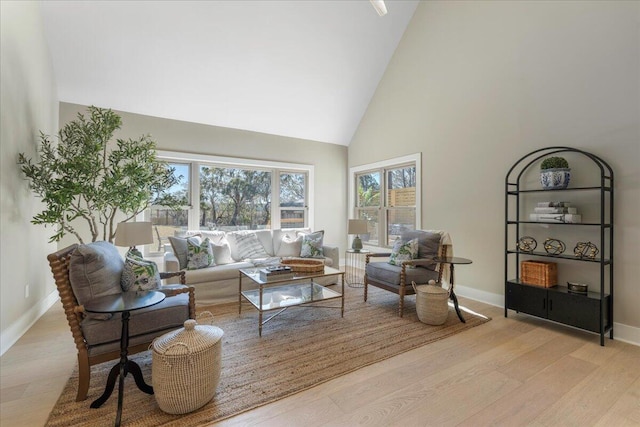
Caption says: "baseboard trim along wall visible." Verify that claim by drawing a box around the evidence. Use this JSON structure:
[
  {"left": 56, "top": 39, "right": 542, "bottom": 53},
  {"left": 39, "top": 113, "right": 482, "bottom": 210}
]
[{"left": 0, "top": 290, "right": 59, "bottom": 356}]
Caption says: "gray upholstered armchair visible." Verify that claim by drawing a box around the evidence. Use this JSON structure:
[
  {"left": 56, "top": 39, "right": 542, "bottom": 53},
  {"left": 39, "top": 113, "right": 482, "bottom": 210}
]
[
  {"left": 364, "top": 230, "right": 452, "bottom": 317},
  {"left": 47, "top": 242, "right": 195, "bottom": 401}
]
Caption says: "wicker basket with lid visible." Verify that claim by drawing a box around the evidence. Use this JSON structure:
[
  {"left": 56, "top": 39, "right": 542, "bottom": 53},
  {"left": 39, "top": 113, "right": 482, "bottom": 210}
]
[{"left": 152, "top": 316, "right": 223, "bottom": 414}]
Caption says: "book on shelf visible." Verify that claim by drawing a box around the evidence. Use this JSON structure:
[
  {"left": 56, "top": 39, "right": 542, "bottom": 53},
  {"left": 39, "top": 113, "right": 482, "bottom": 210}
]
[
  {"left": 529, "top": 213, "right": 582, "bottom": 223},
  {"left": 533, "top": 206, "right": 578, "bottom": 214},
  {"left": 536, "top": 202, "right": 572, "bottom": 208}
]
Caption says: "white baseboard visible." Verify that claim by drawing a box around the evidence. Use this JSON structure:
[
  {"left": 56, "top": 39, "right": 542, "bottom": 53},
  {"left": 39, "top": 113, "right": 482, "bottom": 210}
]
[
  {"left": 455, "top": 284, "right": 640, "bottom": 347},
  {"left": 0, "top": 290, "right": 59, "bottom": 356}
]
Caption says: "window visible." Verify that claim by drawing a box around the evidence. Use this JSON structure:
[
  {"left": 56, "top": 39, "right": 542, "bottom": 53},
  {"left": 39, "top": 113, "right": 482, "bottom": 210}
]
[
  {"left": 199, "top": 166, "right": 272, "bottom": 231},
  {"left": 351, "top": 154, "right": 421, "bottom": 248},
  {"left": 149, "top": 162, "right": 190, "bottom": 253},
  {"left": 279, "top": 171, "right": 307, "bottom": 229},
  {"left": 146, "top": 151, "right": 313, "bottom": 254}
]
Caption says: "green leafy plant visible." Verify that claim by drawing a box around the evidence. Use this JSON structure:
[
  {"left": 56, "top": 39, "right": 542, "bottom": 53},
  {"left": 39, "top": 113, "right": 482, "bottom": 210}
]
[
  {"left": 540, "top": 156, "right": 569, "bottom": 170},
  {"left": 18, "top": 106, "right": 183, "bottom": 243}
]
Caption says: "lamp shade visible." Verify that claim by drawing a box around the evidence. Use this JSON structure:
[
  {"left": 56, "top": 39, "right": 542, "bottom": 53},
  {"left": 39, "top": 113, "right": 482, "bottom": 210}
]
[
  {"left": 348, "top": 219, "right": 368, "bottom": 235},
  {"left": 114, "top": 221, "right": 153, "bottom": 247}
]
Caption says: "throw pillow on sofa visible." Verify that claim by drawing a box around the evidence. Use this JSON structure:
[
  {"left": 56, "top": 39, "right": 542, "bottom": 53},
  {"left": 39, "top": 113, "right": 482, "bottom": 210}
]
[
  {"left": 168, "top": 235, "right": 202, "bottom": 270},
  {"left": 186, "top": 237, "right": 214, "bottom": 270},
  {"left": 233, "top": 232, "right": 269, "bottom": 260},
  {"left": 121, "top": 251, "right": 162, "bottom": 291},
  {"left": 276, "top": 234, "right": 303, "bottom": 257},
  {"left": 388, "top": 238, "right": 419, "bottom": 267},
  {"left": 211, "top": 241, "right": 234, "bottom": 265},
  {"left": 299, "top": 230, "right": 324, "bottom": 258}
]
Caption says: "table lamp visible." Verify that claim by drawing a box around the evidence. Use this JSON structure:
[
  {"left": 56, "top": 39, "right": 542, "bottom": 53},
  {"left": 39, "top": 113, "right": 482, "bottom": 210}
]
[
  {"left": 115, "top": 221, "right": 153, "bottom": 255},
  {"left": 348, "top": 219, "right": 368, "bottom": 252}
]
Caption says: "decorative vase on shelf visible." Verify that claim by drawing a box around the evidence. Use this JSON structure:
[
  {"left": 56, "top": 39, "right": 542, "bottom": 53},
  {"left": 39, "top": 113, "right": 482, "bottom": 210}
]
[{"left": 540, "top": 156, "right": 571, "bottom": 190}]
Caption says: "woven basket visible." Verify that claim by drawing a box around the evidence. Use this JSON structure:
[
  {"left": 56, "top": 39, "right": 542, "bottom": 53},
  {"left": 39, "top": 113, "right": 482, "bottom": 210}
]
[
  {"left": 521, "top": 260, "right": 558, "bottom": 287},
  {"left": 152, "top": 315, "right": 224, "bottom": 414},
  {"left": 412, "top": 281, "right": 449, "bottom": 325},
  {"left": 281, "top": 258, "right": 325, "bottom": 273}
]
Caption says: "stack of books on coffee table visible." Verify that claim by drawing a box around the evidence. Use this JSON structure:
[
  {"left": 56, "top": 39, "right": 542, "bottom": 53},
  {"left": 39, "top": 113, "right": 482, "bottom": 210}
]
[{"left": 259, "top": 265, "right": 294, "bottom": 282}]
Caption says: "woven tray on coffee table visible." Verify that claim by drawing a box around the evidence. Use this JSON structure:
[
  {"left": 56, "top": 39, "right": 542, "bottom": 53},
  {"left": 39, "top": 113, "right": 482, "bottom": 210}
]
[{"left": 280, "top": 258, "right": 325, "bottom": 273}]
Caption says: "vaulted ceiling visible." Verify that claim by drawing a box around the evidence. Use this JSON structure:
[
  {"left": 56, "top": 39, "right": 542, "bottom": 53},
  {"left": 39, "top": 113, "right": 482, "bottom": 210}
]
[{"left": 40, "top": 1, "right": 418, "bottom": 146}]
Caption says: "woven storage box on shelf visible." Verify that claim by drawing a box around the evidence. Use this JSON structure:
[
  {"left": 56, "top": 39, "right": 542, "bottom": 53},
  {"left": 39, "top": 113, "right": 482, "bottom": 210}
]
[
  {"left": 152, "top": 315, "right": 223, "bottom": 415},
  {"left": 520, "top": 260, "right": 558, "bottom": 287},
  {"left": 281, "top": 258, "right": 324, "bottom": 273},
  {"left": 412, "top": 281, "right": 449, "bottom": 325}
]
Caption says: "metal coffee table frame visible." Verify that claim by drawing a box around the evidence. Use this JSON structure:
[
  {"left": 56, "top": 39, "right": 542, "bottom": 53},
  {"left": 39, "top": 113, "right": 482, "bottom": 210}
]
[{"left": 239, "top": 266, "right": 345, "bottom": 336}]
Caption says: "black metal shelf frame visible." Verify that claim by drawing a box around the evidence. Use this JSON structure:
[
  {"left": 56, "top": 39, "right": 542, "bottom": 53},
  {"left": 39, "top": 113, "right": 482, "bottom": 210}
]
[{"left": 504, "top": 146, "right": 614, "bottom": 346}]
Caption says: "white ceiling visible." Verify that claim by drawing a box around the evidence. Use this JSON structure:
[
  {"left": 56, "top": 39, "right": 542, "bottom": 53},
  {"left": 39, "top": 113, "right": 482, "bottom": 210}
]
[{"left": 40, "top": 1, "right": 418, "bottom": 146}]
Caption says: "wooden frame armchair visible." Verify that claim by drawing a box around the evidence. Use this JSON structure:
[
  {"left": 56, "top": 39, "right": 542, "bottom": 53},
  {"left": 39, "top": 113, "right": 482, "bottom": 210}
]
[
  {"left": 364, "top": 232, "right": 451, "bottom": 317},
  {"left": 47, "top": 244, "right": 196, "bottom": 402}
]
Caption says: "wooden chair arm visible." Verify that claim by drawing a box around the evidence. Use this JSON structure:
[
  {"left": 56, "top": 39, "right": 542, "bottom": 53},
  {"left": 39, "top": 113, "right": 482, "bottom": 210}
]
[
  {"left": 159, "top": 284, "right": 192, "bottom": 297},
  {"left": 160, "top": 270, "right": 186, "bottom": 285},
  {"left": 158, "top": 284, "right": 196, "bottom": 319},
  {"left": 365, "top": 252, "right": 392, "bottom": 264},
  {"left": 402, "top": 258, "right": 438, "bottom": 268}
]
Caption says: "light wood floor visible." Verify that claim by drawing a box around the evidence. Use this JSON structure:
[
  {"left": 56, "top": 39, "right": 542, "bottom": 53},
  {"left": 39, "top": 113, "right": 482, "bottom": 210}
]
[{"left": 2, "top": 297, "right": 639, "bottom": 426}]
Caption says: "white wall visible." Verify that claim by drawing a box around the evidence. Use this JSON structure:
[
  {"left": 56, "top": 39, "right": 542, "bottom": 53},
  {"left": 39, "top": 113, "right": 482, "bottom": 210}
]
[
  {"left": 58, "top": 103, "right": 349, "bottom": 252},
  {"left": 350, "top": 1, "right": 639, "bottom": 334},
  {"left": 1, "top": 1, "right": 59, "bottom": 355}
]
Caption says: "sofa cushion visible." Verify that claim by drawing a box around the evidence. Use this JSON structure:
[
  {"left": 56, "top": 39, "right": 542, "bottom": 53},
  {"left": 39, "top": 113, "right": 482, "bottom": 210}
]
[
  {"left": 69, "top": 241, "right": 123, "bottom": 320},
  {"left": 81, "top": 293, "right": 190, "bottom": 347},
  {"left": 250, "top": 257, "right": 282, "bottom": 267},
  {"left": 211, "top": 241, "right": 234, "bottom": 265},
  {"left": 299, "top": 230, "right": 324, "bottom": 258},
  {"left": 121, "top": 253, "right": 161, "bottom": 292},
  {"left": 184, "top": 262, "right": 254, "bottom": 284},
  {"left": 366, "top": 262, "right": 439, "bottom": 286},
  {"left": 227, "top": 230, "right": 270, "bottom": 260},
  {"left": 168, "top": 236, "right": 201, "bottom": 270},
  {"left": 275, "top": 234, "right": 303, "bottom": 257},
  {"left": 187, "top": 237, "right": 214, "bottom": 270},
  {"left": 388, "top": 238, "right": 419, "bottom": 266},
  {"left": 273, "top": 228, "right": 310, "bottom": 254},
  {"left": 187, "top": 230, "right": 227, "bottom": 245}
]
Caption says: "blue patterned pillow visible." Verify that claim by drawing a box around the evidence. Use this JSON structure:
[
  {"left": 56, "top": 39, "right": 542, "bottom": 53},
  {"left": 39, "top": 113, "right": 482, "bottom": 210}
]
[
  {"left": 388, "top": 238, "right": 419, "bottom": 266},
  {"left": 121, "top": 251, "right": 162, "bottom": 292},
  {"left": 300, "top": 231, "right": 324, "bottom": 258},
  {"left": 187, "top": 237, "right": 214, "bottom": 270}
]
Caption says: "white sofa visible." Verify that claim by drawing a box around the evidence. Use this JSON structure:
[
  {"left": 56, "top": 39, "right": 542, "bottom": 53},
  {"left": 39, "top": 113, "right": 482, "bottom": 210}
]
[{"left": 164, "top": 228, "right": 339, "bottom": 305}]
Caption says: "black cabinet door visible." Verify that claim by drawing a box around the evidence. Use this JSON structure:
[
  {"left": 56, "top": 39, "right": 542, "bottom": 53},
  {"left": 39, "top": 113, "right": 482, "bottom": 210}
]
[
  {"left": 548, "top": 291, "right": 604, "bottom": 333},
  {"left": 506, "top": 282, "right": 547, "bottom": 318}
]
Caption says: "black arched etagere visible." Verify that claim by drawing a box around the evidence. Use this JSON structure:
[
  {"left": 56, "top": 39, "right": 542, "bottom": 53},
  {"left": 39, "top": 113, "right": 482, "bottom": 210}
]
[{"left": 504, "top": 147, "right": 614, "bottom": 346}]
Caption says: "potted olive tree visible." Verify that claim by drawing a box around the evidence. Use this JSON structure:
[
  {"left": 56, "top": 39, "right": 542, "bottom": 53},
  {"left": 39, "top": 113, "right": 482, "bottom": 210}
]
[
  {"left": 540, "top": 156, "right": 571, "bottom": 189},
  {"left": 18, "top": 106, "right": 183, "bottom": 243}
]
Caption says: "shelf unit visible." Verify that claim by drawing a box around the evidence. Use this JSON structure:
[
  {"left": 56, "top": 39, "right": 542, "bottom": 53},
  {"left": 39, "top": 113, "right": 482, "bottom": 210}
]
[{"left": 504, "top": 147, "right": 614, "bottom": 346}]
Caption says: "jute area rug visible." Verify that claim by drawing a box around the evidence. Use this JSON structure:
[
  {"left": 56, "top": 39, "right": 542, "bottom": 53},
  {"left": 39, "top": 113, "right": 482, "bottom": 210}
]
[{"left": 46, "top": 285, "right": 490, "bottom": 426}]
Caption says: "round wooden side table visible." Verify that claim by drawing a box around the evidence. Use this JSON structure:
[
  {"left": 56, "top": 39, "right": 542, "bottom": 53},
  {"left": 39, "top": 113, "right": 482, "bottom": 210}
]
[{"left": 84, "top": 290, "right": 165, "bottom": 427}]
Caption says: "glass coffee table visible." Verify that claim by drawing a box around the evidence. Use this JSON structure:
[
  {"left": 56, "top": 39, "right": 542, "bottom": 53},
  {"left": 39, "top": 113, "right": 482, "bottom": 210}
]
[{"left": 239, "top": 266, "right": 345, "bottom": 336}]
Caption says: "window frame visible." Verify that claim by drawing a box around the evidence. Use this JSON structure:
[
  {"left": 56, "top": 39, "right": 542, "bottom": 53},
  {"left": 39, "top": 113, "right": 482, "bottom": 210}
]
[
  {"left": 349, "top": 153, "right": 421, "bottom": 249},
  {"left": 145, "top": 151, "right": 314, "bottom": 254}
]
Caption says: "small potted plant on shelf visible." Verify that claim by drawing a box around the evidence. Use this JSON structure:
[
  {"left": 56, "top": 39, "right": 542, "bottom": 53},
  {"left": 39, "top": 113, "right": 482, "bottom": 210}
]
[{"left": 540, "top": 156, "right": 571, "bottom": 189}]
